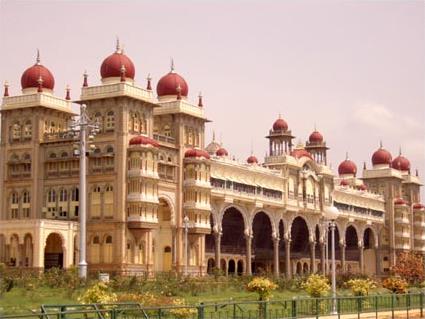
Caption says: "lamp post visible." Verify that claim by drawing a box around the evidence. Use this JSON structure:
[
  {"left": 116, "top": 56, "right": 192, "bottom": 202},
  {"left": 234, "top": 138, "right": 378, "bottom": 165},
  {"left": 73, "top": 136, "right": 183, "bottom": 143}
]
[
  {"left": 183, "top": 215, "right": 190, "bottom": 276},
  {"left": 70, "top": 104, "right": 99, "bottom": 279},
  {"left": 323, "top": 205, "right": 339, "bottom": 315}
]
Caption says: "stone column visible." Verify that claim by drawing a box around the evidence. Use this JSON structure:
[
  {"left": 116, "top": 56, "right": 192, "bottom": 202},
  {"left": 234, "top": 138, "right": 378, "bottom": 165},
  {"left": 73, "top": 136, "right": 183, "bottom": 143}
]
[
  {"left": 359, "top": 245, "right": 364, "bottom": 274},
  {"left": 310, "top": 241, "right": 316, "bottom": 273},
  {"left": 214, "top": 231, "right": 221, "bottom": 271},
  {"left": 340, "top": 243, "right": 346, "bottom": 272},
  {"left": 375, "top": 246, "right": 381, "bottom": 275},
  {"left": 320, "top": 242, "right": 326, "bottom": 274},
  {"left": 273, "top": 236, "right": 280, "bottom": 277},
  {"left": 245, "top": 234, "right": 252, "bottom": 275},
  {"left": 285, "top": 239, "right": 291, "bottom": 278}
]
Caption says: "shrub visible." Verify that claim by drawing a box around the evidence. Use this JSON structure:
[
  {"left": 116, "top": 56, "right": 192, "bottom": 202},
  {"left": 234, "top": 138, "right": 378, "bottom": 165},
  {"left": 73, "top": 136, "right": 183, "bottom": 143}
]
[
  {"left": 393, "top": 252, "right": 425, "bottom": 285},
  {"left": 301, "top": 274, "right": 330, "bottom": 298},
  {"left": 382, "top": 277, "right": 408, "bottom": 294},
  {"left": 345, "top": 278, "right": 376, "bottom": 296},
  {"left": 168, "top": 298, "right": 197, "bottom": 319},
  {"left": 77, "top": 282, "right": 117, "bottom": 304},
  {"left": 246, "top": 277, "right": 277, "bottom": 301}
]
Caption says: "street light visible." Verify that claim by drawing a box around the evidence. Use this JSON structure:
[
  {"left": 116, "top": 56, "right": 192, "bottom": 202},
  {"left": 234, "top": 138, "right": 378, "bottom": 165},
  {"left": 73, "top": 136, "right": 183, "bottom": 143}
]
[
  {"left": 70, "top": 104, "right": 99, "bottom": 279},
  {"left": 323, "top": 205, "right": 339, "bottom": 315},
  {"left": 183, "top": 215, "right": 190, "bottom": 276}
]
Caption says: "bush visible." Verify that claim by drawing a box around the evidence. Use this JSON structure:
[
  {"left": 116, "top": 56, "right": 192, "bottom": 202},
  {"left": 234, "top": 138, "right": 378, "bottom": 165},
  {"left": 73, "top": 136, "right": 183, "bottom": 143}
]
[
  {"left": 393, "top": 252, "right": 425, "bottom": 285},
  {"left": 77, "top": 282, "right": 117, "bottom": 304},
  {"left": 246, "top": 277, "right": 277, "bottom": 301},
  {"left": 345, "top": 278, "right": 376, "bottom": 296},
  {"left": 382, "top": 277, "right": 408, "bottom": 294},
  {"left": 301, "top": 274, "right": 330, "bottom": 298},
  {"left": 168, "top": 298, "right": 197, "bottom": 319}
]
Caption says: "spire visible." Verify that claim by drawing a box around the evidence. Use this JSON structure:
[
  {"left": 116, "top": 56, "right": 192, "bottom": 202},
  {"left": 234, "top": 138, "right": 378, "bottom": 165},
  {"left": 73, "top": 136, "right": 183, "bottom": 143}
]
[
  {"left": 176, "top": 84, "right": 182, "bottom": 100},
  {"left": 399, "top": 146, "right": 402, "bottom": 156},
  {"left": 379, "top": 140, "right": 383, "bottom": 148},
  {"left": 3, "top": 81, "right": 9, "bottom": 97},
  {"left": 115, "top": 36, "right": 122, "bottom": 53},
  {"left": 120, "top": 64, "right": 126, "bottom": 82},
  {"left": 416, "top": 169, "right": 419, "bottom": 177},
  {"left": 363, "top": 161, "right": 366, "bottom": 170},
  {"left": 170, "top": 58, "right": 175, "bottom": 73},
  {"left": 83, "top": 70, "right": 88, "bottom": 87},
  {"left": 314, "top": 123, "right": 317, "bottom": 132},
  {"left": 212, "top": 130, "right": 216, "bottom": 142},
  {"left": 198, "top": 91, "right": 203, "bottom": 107},
  {"left": 36, "top": 49, "right": 41, "bottom": 65},
  {"left": 146, "top": 73, "right": 152, "bottom": 90},
  {"left": 345, "top": 152, "right": 349, "bottom": 160},
  {"left": 37, "top": 76, "right": 43, "bottom": 93},
  {"left": 250, "top": 139, "right": 254, "bottom": 155},
  {"left": 65, "top": 85, "right": 71, "bottom": 100}
]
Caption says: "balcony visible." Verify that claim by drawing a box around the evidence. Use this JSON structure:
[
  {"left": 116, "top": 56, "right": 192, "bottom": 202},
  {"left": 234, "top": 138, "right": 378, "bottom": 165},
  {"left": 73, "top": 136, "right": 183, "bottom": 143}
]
[
  {"left": 127, "top": 215, "right": 158, "bottom": 229},
  {"left": 80, "top": 82, "right": 154, "bottom": 102},
  {"left": 395, "top": 231, "right": 411, "bottom": 238},
  {"left": 395, "top": 217, "right": 410, "bottom": 224},
  {"left": 127, "top": 193, "right": 159, "bottom": 204},
  {"left": 183, "top": 201, "right": 211, "bottom": 212},
  {"left": 395, "top": 243, "right": 410, "bottom": 250},
  {"left": 128, "top": 168, "right": 159, "bottom": 179},
  {"left": 153, "top": 133, "right": 175, "bottom": 145},
  {"left": 184, "top": 179, "right": 211, "bottom": 188}
]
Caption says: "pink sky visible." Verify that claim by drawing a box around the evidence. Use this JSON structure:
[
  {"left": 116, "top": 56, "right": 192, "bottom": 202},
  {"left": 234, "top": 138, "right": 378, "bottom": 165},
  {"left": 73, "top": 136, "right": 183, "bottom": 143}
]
[{"left": 1, "top": 1, "right": 424, "bottom": 195}]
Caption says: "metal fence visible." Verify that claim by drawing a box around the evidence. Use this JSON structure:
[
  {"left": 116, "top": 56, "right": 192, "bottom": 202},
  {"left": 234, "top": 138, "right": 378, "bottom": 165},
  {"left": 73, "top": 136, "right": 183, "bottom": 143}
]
[{"left": 1, "top": 292, "right": 424, "bottom": 319}]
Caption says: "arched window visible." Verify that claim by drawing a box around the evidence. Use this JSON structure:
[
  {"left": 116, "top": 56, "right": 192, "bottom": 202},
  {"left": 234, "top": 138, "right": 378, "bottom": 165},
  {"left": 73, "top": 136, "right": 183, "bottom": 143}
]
[
  {"left": 163, "top": 125, "right": 171, "bottom": 137},
  {"left": 22, "top": 191, "right": 30, "bottom": 203},
  {"left": 61, "top": 152, "right": 68, "bottom": 158},
  {"left": 94, "top": 112, "right": 103, "bottom": 133},
  {"left": 134, "top": 113, "right": 140, "bottom": 132},
  {"left": 106, "top": 111, "right": 115, "bottom": 131},
  {"left": 91, "top": 186, "right": 101, "bottom": 218},
  {"left": 48, "top": 190, "right": 56, "bottom": 203},
  {"left": 71, "top": 188, "right": 79, "bottom": 201},
  {"left": 104, "top": 185, "right": 114, "bottom": 218},
  {"left": 49, "top": 152, "right": 57, "bottom": 159},
  {"left": 10, "top": 154, "right": 19, "bottom": 162},
  {"left": 59, "top": 189, "right": 68, "bottom": 202},
  {"left": 49, "top": 122, "right": 56, "bottom": 134},
  {"left": 11, "top": 122, "right": 21, "bottom": 140},
  {"left": 104, "top": 235, "right": 113, "bottom": 263},
  {"left": 11, "top": 192, "right": 19, "bottom": 204},
  {"left": 106, "top": 146, "right": 114, "bottom": 154},
  {"left": 23, "top": 120, "right": 32, "bottom": 139},
  {"left": 90, "top": 236, "right": 100, "bottom": 263}
]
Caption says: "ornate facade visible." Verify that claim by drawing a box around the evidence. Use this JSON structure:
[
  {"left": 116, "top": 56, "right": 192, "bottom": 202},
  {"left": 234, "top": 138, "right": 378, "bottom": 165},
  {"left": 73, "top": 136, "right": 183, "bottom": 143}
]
[{"left": 0, "top": 43, "right": 423, "bottom": 277}]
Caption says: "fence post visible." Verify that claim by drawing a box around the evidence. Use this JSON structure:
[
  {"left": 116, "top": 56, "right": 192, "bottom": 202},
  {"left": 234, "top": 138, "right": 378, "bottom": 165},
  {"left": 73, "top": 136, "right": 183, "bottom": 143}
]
[
  {"left": 315, "top": 298, "right": 319, "bottom": 319},
  {"left": 374, "top": 295, "right": 378, "bottom": 319},
  {"left": 421, "top": 292, "right": 424, "bottom": 318},
  {"left": 391, "top": 294, "right": 395, "bottom": 319},
  {"left": 406, "top": 293, "right": 410, "bottom": 319},
  {"left": 291, "top": 298, "right": 297, "bottom": 319},
  {"left": 60, "top": 306, "right": 66, "bottom": 319},
  {"left": 264, "top": 301, "right": 268, "bottom": 319},
  {"left": 110, "top": 308, "right": 116, "bottom": 319},
  {"left": 198, "top": 302, "right": 205, "bottom": 319},
  {"left": 357, "top": 297, "right": 361, "bottom": 319}
]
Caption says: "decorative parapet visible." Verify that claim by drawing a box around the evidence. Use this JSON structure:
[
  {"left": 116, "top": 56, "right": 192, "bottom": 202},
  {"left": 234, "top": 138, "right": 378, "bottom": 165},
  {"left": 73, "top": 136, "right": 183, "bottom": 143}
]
[
  {"left": 80, "top": 82, "right": 154, "bottom": 103},
  {"left": 1, "top": 93, "right": 76, "bottom": 114},
  {"left": 154, "top": 99, "right": 206, "bottom": 120}
]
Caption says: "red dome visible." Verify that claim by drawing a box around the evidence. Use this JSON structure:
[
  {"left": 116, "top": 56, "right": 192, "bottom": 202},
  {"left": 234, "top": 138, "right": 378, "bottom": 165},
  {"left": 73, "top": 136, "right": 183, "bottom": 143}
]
[
  {"left": 129, "top": 135, "right": 159, "bottom": 147},
  {"left": 309, "top": 131, "right": 323, "bottom": 143},
  {"left": 338, "top": 159, "right": 357, "bottom": 176},
  {"left": 291, "top": 149, "right": 313, "bottom": 160},
  {"left": 216, "top": 148, "right": 228, "bottom": 157},
  {"left": 272, "top": 117, "right": 288, "bottom": 131},
  {"left": 340, "top": 179, "right": 349, "bottom": 186},
  {"left": 157, "top": 72, "right": 188, "bottom": 97},
  {"left": 413, "top": 203, "right": 424, "bottom": 210},
  {"left": 247, "top": 155, "right": 258, "bottom": 164},
  {"left": 185, "top": 148, "right": 210, "bottom": 159},
  {"left": 394, "top": 198, "right": 407, "bottom": 205},
  {"left": 372, "top": 147, "right": 392, "bottom": 166},
  {"left": 392, "top": 155, "right": 410, "bottom": 171},
  {"left": 358, "top": 184, "right": 367, "bottom": 191},
  {"left": 21, "top": 64, "right": 55, "bottom": 90},
  {"left": 101, "top": 51, "right": 135, "bottom": 79}
]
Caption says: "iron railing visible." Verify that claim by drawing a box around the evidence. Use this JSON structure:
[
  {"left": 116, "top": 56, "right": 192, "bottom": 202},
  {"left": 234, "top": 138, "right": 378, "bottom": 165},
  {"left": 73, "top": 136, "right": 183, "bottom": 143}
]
[{"left": 1, "top": 292, "right": 424, "bottom": 319}]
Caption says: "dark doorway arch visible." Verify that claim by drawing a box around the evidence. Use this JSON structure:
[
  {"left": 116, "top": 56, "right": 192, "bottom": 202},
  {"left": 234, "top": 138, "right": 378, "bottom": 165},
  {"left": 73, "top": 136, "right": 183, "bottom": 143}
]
[
  {"left": 207, "top": 258, "right": 215, "bottom": 274},
  {"left": 44, "top": 233, "right": 64, "bottom": 269},
  {"left": 364, "top": 228, "right": 377, "bottom": 275},
  {"left": 228, "top": 259, "right": 236, "bottom": 275},
  {"left": 345, "top": 225, "right": 359, "bottom": 263},
  {"left": 237, "top": 260, "right": 244, "bottom": 275},
  {"left": 221, "top": 207, "right": 246, "bottom": 255},
  {"left": 291, "top": 217, "right": 310, "bottom": 258},
  {"left": 252, "top": 212, "right": 273, "bottom": 274}
]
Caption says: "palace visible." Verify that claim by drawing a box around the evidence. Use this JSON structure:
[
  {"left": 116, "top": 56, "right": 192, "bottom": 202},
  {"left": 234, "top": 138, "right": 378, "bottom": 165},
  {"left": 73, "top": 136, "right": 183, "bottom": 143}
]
[{"left": 0, "top": 42, "right": 423, "bottom": 277}]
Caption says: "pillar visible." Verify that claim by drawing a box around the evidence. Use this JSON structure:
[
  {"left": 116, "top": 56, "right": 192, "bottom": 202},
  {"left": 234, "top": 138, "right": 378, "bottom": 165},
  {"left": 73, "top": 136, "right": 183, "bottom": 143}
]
[
  {"left": 245, "top": 234, "right": 252, "bottom": 275},
  {"left": 320, "top": 242, "right": 326, "bottom": 274},
  {"left": 285, "top": 239, "right": 291, "bottom": 278},
  {"left": 310, "top": 241, "right": 316, "bottom": 273},
  {"left": 214, "top": 231, "right": 221, "bottom": 271},
  {"left": 359, "top": 245, "right": 364, "bottom": 274},
  {"left": 375, "top": 246, "right": 381, "bottom": 275},
  {"left": 340, "top": 243, "right": 346, "bottom": 272},
  {"left": 273, "top": 236, "right": 279, "bottom": 277}
]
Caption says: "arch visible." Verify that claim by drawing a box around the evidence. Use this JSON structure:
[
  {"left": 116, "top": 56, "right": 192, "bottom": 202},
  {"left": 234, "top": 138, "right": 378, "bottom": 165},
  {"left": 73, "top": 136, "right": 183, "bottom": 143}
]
[
  {"left": 221, "top": 207, "right": 246, "bottom": 257},
  {"left": 228, "top": 259, "right": 236, "bottom": 275},
  {"left": 364, "top": 227, "right": 377, "bottom": 249},
  {"left": 363, "top": 228, "right": 377, "bottom": 275},
  {"left": 290, "top": 216, "right": 310, "bottom": 258},
  {"left": 296, "top": 261, "right": 302, "bottom": 275},
  {"left": 207, "top": 258, "right": 215, "bottom": 274},
  {"left": 154, "top": 198, "right": 173, "bottom": 271},
  {"left": 249, "top": 209, "right": 277, "bottom": 236},
  {"left": 303, "top": 262, "right": 309, "bottom": 274},
  {"left": 23, "top": 233, "right": 33, "bottom": 267},
  {"left": 219, "top": 204, "right": 249, "bottom": 232},
  {"left": 252, "top": 211, "right": 274, "bottom": 274},
  {"left": 345, "top": 225, "right": 359, "bottom": 263},
  {"left": 237, "top": 260, "right": 244, "bottom": 275},
  {"left": 158, "top": 194, "right": 176, "bottom": 226},
  {"left": 44, "top": 233, "right": 64, "bottom": 269},
  {"left": 9, "top": 234, "right": 19, "bottom": 266}
]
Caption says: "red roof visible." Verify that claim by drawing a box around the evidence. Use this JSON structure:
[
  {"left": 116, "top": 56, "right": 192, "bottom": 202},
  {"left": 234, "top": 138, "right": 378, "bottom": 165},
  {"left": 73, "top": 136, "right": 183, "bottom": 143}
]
[
  {"left": 394, "top": 198, "right": 407, "bottom": 205},
  {"left": 309, "top": 131, "right": 323, "bottom": 143},
  {"left": 340, "top": 179, "right": 349, "bottom": 186},
  {"left": 291, "top": 149, "right": 313, "bottom": 160},
  {"left": 157, "top": 72, "right": 188, "bottom": 97},
  {"left": 413, "top": 203, "right": 424, "bottom": 210},
  {"left": 372, "top": 148, "right": 392, "bottom": 166},
  {"left": 216, "top": 148, "right": 228, "bottom": 157},
  {"left": 129, "top": 135, "right": 159, "bottom": 147},
  {"left": 338, "top": 159, "right": 357, "bottom": 176},
  {"left": 247, "top": 155, "right": 258, "bottom": 164},
  {"left": 21, "top": 64, "right": 55, "bottom": 90},
  {"left": 392, "top": 155, "right": 410, "bottom": 171},
  {"left": 185, "top": 148, "right": 210, "bottom": 159},
  {"left": 101, "top": 52, "right": 135, "bottom": 79},
  {"left": 272, "top": 118, "right": 288, "bottom": 131}
]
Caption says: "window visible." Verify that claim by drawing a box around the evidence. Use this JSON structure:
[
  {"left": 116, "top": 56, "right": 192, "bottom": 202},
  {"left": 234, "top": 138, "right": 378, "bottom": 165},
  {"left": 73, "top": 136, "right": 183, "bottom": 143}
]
[
  {"left": 106, "top": 111, "right": 115, "bottom": 131},
  {"left": 91, "top": 186, "right": 101, "bottom": 218},
  {"left": 163, "top": 125, "right": 171, "bottom": 137},
  {"left": 104, "top": 185, "right": 114, "bottom": 218},
  {"left": 11, "top": 123, "right": 21, "bottom": 140},
  {"left": 94, "top": 112, "right": 103, "bottom": 133},
  {"left": 104, "top": 235, "right": 113, "bottom": 263},
  {"left": 48, "top": 190, "right": 56, "bottom": 203},
  {"left": 22, "top": 191, "right": 30, "bottom": 203},
  {"left": 11, "top": 192, "right": 19, "bottom": 204},
  {"left": 23, "top": 120, "right": 32, "bottom": 139},
  {"left": 71, "top": 188, "right": 79, "bottom": 201},
  {"left": 59, "top": 189, "right": 68, "bottom": 202}
]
